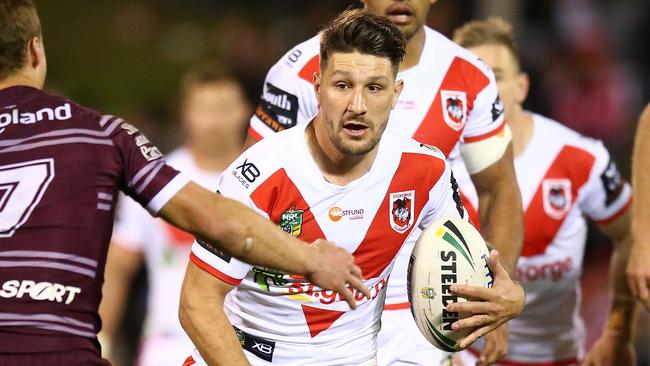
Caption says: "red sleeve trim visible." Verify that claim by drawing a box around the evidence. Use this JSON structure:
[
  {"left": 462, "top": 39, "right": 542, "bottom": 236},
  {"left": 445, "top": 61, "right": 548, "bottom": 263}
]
[
  {"left": 383, "top": 302, "right": 410, "bottom": 310},
  {"left": 189, "top": 252, "right": 243, "bottom": 286},
  {"left": 592, "top": 196, "right": 633, "bottom": 225},
  {"left": 247, "top": 126, "right": 263, "bottom": 142},
  {"left": 463, "top": 120, "right": 506, "bottom": 143}
]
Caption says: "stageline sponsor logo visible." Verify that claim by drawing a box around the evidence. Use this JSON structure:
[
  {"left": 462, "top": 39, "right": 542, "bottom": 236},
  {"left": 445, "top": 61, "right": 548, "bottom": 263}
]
[
  {"left": 440, "top": 251, "right": 458, "bottom": 331},
  {"left": 0, "top": 279, "right": 81, "bottom": 305},
  {"left": 328, "top": 206, "right": 364, "bottom": 222},
  {"left": 516, "top": 256, "right": 573, "bottom": 282},
  {"left": 0, "top": 103, "right": 72, "bottom": 134}
]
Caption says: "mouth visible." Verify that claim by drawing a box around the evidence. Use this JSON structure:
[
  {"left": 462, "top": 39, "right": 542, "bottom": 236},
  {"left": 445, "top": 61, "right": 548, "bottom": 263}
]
[
  {"left": 385, "top": 4, "right": 414, "bottom": 25},
  {"left": 342, "top": 120, "right": 369, "bottom": 136}
]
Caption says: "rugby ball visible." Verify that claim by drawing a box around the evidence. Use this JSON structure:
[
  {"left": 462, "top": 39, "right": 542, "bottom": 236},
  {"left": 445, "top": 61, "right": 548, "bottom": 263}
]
[{"left": 407, "top": 216, "right": 493, "bottom": 352}]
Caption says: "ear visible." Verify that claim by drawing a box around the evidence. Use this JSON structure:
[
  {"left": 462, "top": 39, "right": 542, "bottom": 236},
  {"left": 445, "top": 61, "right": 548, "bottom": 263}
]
[
  {"left": 313, "top": 72, "right": 322, "bottom": 103},
  {"left": 360, "top": 0, "right": 368, "bottom": 7},
  {"left": 27, "top": 36, "right": 46, "bottom": 70},
  {"left": 515, "top": 72, "right": 530, "bottom": 104},
  {"left": 391, "top": 79, "right": 404, "bottom": 109}
]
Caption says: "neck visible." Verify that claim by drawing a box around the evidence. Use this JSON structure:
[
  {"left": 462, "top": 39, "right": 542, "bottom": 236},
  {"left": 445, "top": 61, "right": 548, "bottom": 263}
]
[
  {"left": 188, "top": 142, "right": 242, "bottom": 173},
  {"left": 399, "top": 26, "right": 426, "bottom": 72},
  {"left": 507, "top": 106, "right": 534, "bottom": 158},
  {"left": 0, "top": 71, "right": 42, "bottom": 91},
  {"left": 306, "top": 120, "right": 379, "bottom": 186}
]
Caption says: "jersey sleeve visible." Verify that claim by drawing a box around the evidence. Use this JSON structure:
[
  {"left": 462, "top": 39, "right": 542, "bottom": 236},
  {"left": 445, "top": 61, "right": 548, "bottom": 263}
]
[
  {"left": 111, "top": 193, "right": 152, "bottom": 252},
  {"left": 189, "top": 164, "right": 262, "bottom": 285},
  {"left": 419, "top": 158, "right": 468, "bottom": 229},
  {"left": 248, "top": 41, "right": 320, "bottom": 141},
  {"left": 111, "top": 119, "right": 189, "bottom": 215},
  {"left": 578, "top": 140, "right": 632, "bottom": 224}
]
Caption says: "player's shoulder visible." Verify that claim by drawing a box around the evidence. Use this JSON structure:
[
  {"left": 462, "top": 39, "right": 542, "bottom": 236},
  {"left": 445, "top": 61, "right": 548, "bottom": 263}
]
[
  {"left": 533, "top": 113, "right": 606, "bottom": 155},
  {"left": 383, "top": 133, "right": 449, "bottom": 181},
  {"left": 423, "top": 27, "right": 494, "bottom": 79},
  {"left": 268, "top": 34, "right": 320, "bottom": 78}
]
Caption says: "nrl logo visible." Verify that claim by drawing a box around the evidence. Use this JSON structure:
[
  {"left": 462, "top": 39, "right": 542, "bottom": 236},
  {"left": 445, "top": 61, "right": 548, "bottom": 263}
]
[
  {"left": 542, "top": 179, "right": 572, "bottom": 219},
  {"left": 279, "top": 206, "right": 304, "bottom": 237},
  {"left": 440, "top": 90, "right": 467, "bottom": 131},
  {"left": 389, "top": 190, "right": 415, "bottom": 233}
]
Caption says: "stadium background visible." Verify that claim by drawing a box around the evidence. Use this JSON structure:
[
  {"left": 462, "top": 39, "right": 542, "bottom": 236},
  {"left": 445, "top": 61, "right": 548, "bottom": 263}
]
[{"left": 36, "top": 0, "right": 650, "bottom": 364}]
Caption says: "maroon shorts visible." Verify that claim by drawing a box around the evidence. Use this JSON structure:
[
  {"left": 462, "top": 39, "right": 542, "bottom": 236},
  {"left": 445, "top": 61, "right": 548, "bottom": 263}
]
[{"left": 0, "top": 350, "right": 110, "bottom": 366}]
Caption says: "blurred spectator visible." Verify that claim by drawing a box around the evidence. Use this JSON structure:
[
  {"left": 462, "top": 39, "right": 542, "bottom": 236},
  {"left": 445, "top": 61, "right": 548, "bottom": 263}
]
[{"left": 98, "top": 64, "right": 250, "bottom": 366}]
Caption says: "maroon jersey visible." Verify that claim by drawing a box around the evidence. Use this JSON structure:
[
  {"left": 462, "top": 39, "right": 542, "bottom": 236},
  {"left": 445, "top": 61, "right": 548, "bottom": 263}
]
[{"left": 0, "top": 86, "right": 187, "bottom": 356}]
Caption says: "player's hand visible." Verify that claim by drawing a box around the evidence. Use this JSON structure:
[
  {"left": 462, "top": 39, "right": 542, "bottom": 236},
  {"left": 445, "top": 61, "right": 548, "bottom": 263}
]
[
  {"left": 585, "top": 332, "right": 636, "bottom": 366},
  {"left": 626, "top": 240, "right": 650, "bottom": 310},
  {"left": 306, "top": 239, "right": 370, "bottom": 310},
  {"left": 477, "top": 323, "right": 508, "bottom": 365},
  {"left": 446, "top": 250, "right": 525, "bottom": 349}
]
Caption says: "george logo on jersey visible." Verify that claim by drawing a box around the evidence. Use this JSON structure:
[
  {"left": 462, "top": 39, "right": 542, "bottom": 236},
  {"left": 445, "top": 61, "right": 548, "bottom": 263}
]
[
  {"left": 440, "top": 90, "right": 467, "bottom": 131},
  {"left": 542, "top": 179, "right": 572, "bottom": 219},
  {"left": 255, "top": 82, "right": 299, "bottom": 132},
  {"left": 491, "top": 96, "right": 504, "bottom": 122},
  {"left": 279, "top": 206, "right": 304, "bottom": 237},
  {"left": 600, "top": 159, "right": 624, "bottom": 206},
  {"left": 389, "top": 190, "right": 415, "bottom": 233}
]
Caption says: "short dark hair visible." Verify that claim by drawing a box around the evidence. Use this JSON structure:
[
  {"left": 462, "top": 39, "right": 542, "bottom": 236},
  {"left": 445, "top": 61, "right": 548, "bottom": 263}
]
[
  {"left": 179, "top": 62, "right": 240, "bottom": 103},
  {"left": 320, "top": 8, "right": 406, "bottom": 77},
  {"left": 453, "top": 18, "right": 521, "bottom": 70},
  {"left": 0, "top": 0, "right": 42, "bottom": 79}
]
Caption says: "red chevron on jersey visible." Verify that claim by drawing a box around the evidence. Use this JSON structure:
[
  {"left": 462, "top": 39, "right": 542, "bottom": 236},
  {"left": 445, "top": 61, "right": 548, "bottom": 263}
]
[
  {"left": 298, "top": 55, "right": 320, "bottom": 84},
  {"left": 250, "top": 168, "right": 325, "bottom": 244},
  {"left": 522, "top": 146, "right": 595, "bottom": 257},
  {"left": 353, "top": 153, "right": 445, "bottom": 279},
  {"left": 412, "top": 57, "right": 490, "bottom": 156},
  {"left": 301, "top": 304, "right": 345, "bottom": 338}
]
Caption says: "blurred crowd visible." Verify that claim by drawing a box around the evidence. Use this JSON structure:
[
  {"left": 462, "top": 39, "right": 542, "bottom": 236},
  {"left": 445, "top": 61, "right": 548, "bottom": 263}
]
[{"left": 34, "top": 0, "right": 649, "bottom": 365}]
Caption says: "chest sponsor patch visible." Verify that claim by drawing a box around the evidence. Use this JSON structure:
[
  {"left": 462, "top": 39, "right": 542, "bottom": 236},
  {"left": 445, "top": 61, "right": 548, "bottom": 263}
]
[
  {"left": 390, "top": 190, "right": 415, "bottom": 233},
  {"left": 440, "top": 90, "right": 467, "bottom": 131},
  {"left": 542, "top": 179, "right": 572, "bottom": 219}
]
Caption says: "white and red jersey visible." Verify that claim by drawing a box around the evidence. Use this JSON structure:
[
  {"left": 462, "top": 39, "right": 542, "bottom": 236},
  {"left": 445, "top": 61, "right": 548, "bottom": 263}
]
[
  {"left": 189, "top": 122, "right": 464, "bottom": 365},
  {"left": 111, "top": 148, "right": 221, "bottom": 365},
  {"left": 455, "top": 113, "right": 632, "bottom": 364},
  {"left": 249, "top": 26, "right": 505, "bottom": 310}
]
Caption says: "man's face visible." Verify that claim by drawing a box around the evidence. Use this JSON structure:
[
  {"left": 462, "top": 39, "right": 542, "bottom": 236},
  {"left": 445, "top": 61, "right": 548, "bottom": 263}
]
[
  {"left": 362, "top": 0, "right": 435, "bottom": 40},
  {"left": 182, "top": 81, "right": 249, "bottom": 147},
  {"left": 314, "top": 51, "right": 403, "bottom": 156},
  {"left": 468, "top": 43, "right": 527, "bottom": 122}
]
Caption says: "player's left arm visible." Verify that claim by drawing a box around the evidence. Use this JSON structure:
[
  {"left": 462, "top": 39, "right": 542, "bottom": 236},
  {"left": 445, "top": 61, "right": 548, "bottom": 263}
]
[
  {"left": 179, "top": 261, "right": 249, "bottom": 366},
  {"left": 585, "top": 209, "right": 638, "bottom": 366}
]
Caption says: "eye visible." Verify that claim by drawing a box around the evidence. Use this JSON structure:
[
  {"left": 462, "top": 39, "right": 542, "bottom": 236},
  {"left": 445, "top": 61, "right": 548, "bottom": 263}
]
[
  {"left": 367, "top": 84, "right": 384, "bottom": 93},
  {"left": 335, "top": 82, "right": 350, "bottom": 90}
]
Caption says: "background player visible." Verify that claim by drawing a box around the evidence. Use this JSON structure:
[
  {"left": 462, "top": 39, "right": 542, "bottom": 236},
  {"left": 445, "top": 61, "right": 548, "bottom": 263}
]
[
  {"left": 179, "top": 9, "right": 524, "bottom": 366},
  {"left": 452, "top": 18, "right": 638, "bottom": 366},
  {"left": 627, "top": 103, "right": 650, "bottom": 311},
  {"left": 245, "top": 1, "right": 523, "bottom": 363},
  {"left": 0, "top": 1, "right": 369, "bottom": 364},
  {"left": 99, "top": 65, "right": 250, "bottom": 365}
]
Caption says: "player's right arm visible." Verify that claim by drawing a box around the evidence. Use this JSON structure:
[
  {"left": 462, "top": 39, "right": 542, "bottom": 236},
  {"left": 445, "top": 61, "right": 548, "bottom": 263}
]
[
  {"left": 627, "top": 103, "right": 650, "bottom": 309},
  {"left": 179, "top": 261, "right": 249, "bottom": 366},
  {"left": 244, "top": 37, "right": 320, "bottom": 148}
]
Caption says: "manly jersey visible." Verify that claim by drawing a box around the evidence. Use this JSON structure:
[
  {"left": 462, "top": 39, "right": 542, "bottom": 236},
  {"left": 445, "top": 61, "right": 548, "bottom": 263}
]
[
  {"left": 112, "top": 148, "right": 221, "bottom": 347},
  {"left": 249, "top": 26, "right": 505, "bottom": 308},
  {"left": 0, "top": 86, "right": 188, "bottom": 354},
  {"left": 454, "top": 113, "right": 632, "bottom": 363},
  {"left": 190, "top": 122, "right": 464, "bottom": 365}
]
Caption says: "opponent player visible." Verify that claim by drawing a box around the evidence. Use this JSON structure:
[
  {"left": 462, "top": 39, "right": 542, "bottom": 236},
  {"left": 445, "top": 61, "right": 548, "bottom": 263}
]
[
  {"left": 627, "top": 103, "right": 650, "bottom": 310},
  {"left": 0, "top": 2, "right": 369, "bottom": 364},
  {"left": 246, "top": 1, "right": 523, "bottom": 363},
  {"left": 179, "top": 9, "right": 525, "bottom": 366},
  {"left": 99, "top": 66, "right": 250, "bottom": 365},
  {"left": 452, "top": 18, "right": 638, "bottom": 365}
]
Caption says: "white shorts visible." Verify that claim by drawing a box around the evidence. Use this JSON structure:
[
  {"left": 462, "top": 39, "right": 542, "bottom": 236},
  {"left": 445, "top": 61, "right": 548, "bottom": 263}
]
[
  {"left": 136, "top": 334, "right": 195, "bottom": 366},
  {"left": 456, "top": 348, "right": 583, "bottom": 366},
  {"left": 377, "top": 307, "right": 453, "bottom": 366}
]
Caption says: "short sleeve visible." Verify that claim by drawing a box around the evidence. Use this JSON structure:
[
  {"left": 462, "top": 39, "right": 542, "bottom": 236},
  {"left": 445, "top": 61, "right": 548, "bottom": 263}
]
[
  {"left": 419, "top": 160, "right": 468, "bottom": 229},
  {"left": 248, "top": 40, "right": 320, "bottom": 140},
  {"left": 111, "top": 119, "right": 189, "bottom": 214},
  {"left": 460, "top": 63, "right": 506, "bottom": 144},
  {"left": 578, "top": 141, "right": 632, "bottom": 224}
]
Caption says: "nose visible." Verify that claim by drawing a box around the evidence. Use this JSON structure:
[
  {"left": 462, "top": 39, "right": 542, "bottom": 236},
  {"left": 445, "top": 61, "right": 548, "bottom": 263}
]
[{"left": 347, "top": 88, "right": 367, "bottom": 115}]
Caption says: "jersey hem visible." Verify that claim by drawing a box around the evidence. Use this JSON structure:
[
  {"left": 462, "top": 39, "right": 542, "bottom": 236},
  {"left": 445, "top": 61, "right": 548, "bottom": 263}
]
[
  {"left": 463, "top": 120, "right": 506, "bottom": 143},
  {"left": 591, "top": 196, "right": 632, "bottom": 225},
  {"left": 189, "top": 252, "right": 243, "bottom": 285}
]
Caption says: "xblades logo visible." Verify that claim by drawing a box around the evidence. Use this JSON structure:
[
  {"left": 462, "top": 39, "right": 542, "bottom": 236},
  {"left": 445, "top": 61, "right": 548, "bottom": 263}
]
[{"left": 232, "top": 159, "right": 260, "bottom": 189}]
